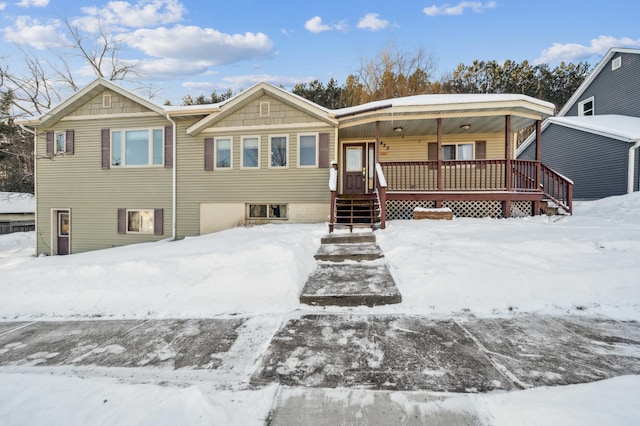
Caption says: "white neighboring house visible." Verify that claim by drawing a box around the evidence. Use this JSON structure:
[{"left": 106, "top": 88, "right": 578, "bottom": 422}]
[{"left": 0, "top": 192, "right": 35, "bottom": 234}]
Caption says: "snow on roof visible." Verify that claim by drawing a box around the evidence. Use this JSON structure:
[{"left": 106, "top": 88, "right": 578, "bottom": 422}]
[
  {"left": 547, "top": 115, "right": 640, "bottom": 143},
  {"left": 0, "top": 192, "right": 35, "bottom": 214},
  {"left": 332, "top": 93, "right": 555, "bottom": 116}
]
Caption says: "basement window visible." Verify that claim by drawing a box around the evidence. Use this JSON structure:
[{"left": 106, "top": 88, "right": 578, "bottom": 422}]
[{"left": 247, "top": 204, "right": 288, "bottom": 219}]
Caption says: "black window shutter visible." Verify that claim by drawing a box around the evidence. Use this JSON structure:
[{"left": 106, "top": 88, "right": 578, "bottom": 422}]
[
  {"left": 154, "top": 209, "right": 164, "bottom": 235},
  {"left": 46, "top": 131, "right": 54, "bottom": 156},
  {"left": 204, "top": 138, "right": 214, "bottom": 171},
  {"left": 319, "top": 133, "right": 329, "bottom": 168},
  {"left": 117, "top": 208, "right": 126, "bottom": 234},
  {"left": 65, "top": 130, "right": 74, "bottom": 154},
  {"left": 164, "top": 125, "right": 173, "bottom": 168},
  {"left": 101, "top": 129, "right": 110, "bottom": 169}
]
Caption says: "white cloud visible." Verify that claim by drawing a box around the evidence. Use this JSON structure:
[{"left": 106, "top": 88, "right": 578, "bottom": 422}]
[
  {"left": 3, "top": 16, "right": 67, "bottom": 49},
  {"left": 72, "top": 0, "right": 185, "bottom": 32},
  {"left": 304, "top": 16, "right": 347, "bottom": 34},
  {"left": 0, "top": 3, "right": 6, "bottom": 11},
  {"left": 16, "top": 0, "right": 49, "bottom": 7},
  {"left": 423, "top": 1, "right": 496, "bottom": 16},
  {"left": 534, "top": 35, "right": 640, "bottom": 64},
  {"left": 123, "top": 25, "right": 273, "bottom": 74},
  {"left": 305, "top": 16, "right": 331, "bottom": 33},
  {"left": 357, "top": 13, "right": 389, "bottom": 31}
]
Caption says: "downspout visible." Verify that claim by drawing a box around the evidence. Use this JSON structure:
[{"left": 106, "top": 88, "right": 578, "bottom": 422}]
[
  {"left": 628, "top": 140, "right": 640, "bottom": 194},
  {"left": 165, "top": 114, "right": 177, "bottom": 240},
  {"left": 19, "top": 124, "right": 38, "bottom": 250}
]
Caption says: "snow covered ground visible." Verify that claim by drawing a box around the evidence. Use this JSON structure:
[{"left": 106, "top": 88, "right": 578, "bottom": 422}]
[{"left": 1, "top": 193, "right": 639, "bottom": 424}]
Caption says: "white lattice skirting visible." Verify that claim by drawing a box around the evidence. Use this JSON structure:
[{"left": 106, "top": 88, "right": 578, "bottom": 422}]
[{"left": 386, "top": 200, "right": 533, "bottom": 220}]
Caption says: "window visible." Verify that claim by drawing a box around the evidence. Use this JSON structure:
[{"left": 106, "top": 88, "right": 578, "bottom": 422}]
[
  {"left": 270, "top": 135, "right": 288, "bottom": 167},
  {"left": 442, "top": 143, "right": 474, "bottom": 160},
  {"left": 103, "top": 94, "right": 112, "bottom": 108},
  {"left": 242, "top": 136, "right": 259, "bottom": 168},
  {"left": 298, "top": 134, "right": 317, "bottom": 167},
  {"left": 111, "top": 129, "right": 163, "bottom": 167},
  {"left": 247, "top": 204, "right": 288, "bottom": 219},
  {"left": 55, "top": 132, "right": 66, "bottom": 154},
  {"left": 612, "top": 56, "right": 622, "bottom": 71},
  {"left": 215, "top": 137, "right": 232, "bottom": 168},
  {"left": 579, "top": 97, "right": 594, "bottom": 116},
  {"left": 127, "top": 209, "right": 154, "bottom": 234},
  {"left": 58, "top": 212, "right": 70, "bottom": 237}
]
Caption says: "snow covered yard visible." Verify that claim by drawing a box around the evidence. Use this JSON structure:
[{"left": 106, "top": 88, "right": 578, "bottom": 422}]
[{"left": 0, "top": 193, "right": 639, "bottom": 425}]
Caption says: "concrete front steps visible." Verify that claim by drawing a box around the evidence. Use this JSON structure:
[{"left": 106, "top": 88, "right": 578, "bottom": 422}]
[{"left": 300, "top": 232, "right": 402, "bottom": 307}]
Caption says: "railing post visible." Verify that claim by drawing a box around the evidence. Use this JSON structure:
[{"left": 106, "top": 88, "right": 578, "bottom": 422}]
[
  {"left": 436, "top": 118, "right": 443, "bottom": 208},
  {"left": 328, "top": 162, "right": 338, "bottom": 233},
  {"left": 503, "top": 115, "right": 512, "bottom": 218},
  {"left": 375, "top": 163, "right": 387, "bottom": 229}
]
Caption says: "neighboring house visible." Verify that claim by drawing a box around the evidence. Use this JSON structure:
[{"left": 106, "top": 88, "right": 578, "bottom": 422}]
[
  {"left": 22, "top": 78, "right": 565, "bottom": 255},
  {"left": 0, "top": 192, "right": 35, "bottom": 234},
  {"left": 518, "top": 47, "right": 640, "bottom": 200}
]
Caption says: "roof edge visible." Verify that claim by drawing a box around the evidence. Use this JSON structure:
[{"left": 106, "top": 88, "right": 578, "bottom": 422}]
[{"left": 557, "top": 47, "right": 640, "bottom": 116}]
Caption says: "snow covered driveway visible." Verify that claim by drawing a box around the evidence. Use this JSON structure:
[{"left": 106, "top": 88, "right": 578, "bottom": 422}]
[
  {"left": 3, "top": 314, "right": 638, "bottom": 393},
  {"left": 254, "top": 314, "right": 640, "bottom": 392}
]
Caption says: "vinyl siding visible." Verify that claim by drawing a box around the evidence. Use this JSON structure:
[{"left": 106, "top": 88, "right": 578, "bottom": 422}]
[
  {"left": 565, "top": 52, "right": 640, "bottom": 117},
  {"left": 36, "top": 113, "right": 173, "bottom": 255},
  {"left": 215, "top": 94, "right": 324, "bottom": 127},
  {"left": 175, "top": 116, "right": 336, "bottom": 237},
  {"left": 360, "top": 133, "right": 509, "bottom": 162},
  {"left": 635, "top": 147, "right": 640, "bottom": 192},
  {"left": 540, "top": 124, "right": 630, "bottom": 200},
  {"left": 69, "top": 90, "right": 150, "bottom": 116}
]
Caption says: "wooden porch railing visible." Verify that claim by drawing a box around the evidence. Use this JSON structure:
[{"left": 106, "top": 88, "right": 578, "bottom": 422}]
[
  {"left": 380, "top": 160, "right": 551, "bottom": 192},
  {"left": 375, "top": 162, "right": 387, "bottom": 229},
  {"left": 540, "top": 164, "right": 573, "bottom": 214}
]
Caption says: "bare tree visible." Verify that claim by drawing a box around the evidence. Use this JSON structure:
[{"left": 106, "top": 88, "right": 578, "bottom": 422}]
[
  {"left": 0, "top": 17, "right": 139, "bottom": 118},
  {"left": 342, "top": 41, "right": 437, "bottom": 105}
]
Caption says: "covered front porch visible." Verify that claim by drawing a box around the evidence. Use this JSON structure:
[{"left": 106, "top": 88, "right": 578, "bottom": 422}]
[{"left": 328, "top": 94, "right": 572, "bottom": 231}]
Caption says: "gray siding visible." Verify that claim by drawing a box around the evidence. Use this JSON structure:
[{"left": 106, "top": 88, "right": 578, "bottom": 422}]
[
  {"left": 566, "top": 52, "right": 640, "bottom": 117},
  {"left": 518, "top": 139, "right": 536, "bottom": 160},
  {"left": 540, "top": 124, "right": 630, "bottom": 200},
  {"left": 635, "top": 148, "right": 640, "bottom": 192}
]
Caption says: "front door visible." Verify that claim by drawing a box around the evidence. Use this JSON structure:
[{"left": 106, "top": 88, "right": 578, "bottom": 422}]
[
  {"left": 57, "top": 211, "right": 70, "bottom": 255},
  {"left": 344, "top": 144, "right": 366, "bottom": 194}
]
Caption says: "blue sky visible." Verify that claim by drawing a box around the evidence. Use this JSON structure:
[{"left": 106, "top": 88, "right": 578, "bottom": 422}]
[{"left": 1, "top": 0, "right": 639, "bottom": 106}]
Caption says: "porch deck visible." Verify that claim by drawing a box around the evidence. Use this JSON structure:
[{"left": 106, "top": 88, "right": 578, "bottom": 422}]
[{"left": 328, "top": 159, "right": 573, "bottom": 232}]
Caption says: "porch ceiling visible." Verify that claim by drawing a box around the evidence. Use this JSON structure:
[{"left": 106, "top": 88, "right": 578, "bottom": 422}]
[{"left": 338, "top": 114, "right": 536, "bottom": 140}]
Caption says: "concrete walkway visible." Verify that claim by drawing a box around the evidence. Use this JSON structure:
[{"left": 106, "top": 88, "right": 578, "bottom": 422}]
[
  {"left": 1, "top": 315, "right": 639, "bottom": 424},
  {"left": 299, "top": 232, "right": 402, "bottom": 306}
]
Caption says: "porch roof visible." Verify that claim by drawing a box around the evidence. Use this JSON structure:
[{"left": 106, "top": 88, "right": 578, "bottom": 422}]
[{"left": 334, "top": 93, "right": 555, "bottom": 140}]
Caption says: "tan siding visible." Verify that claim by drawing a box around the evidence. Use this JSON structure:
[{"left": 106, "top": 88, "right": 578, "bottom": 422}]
[
  {"left": 216, "top": 94, "right": 321, "bottom": 128},
  {"left": 176, "top": 119, "right": 335, "bottom": 237},
  {"left": 36, "top": 115, "right": 172, "bottom": 254},
  {"left": 69, "top": 90, "right": 149, "bottom": 116},
  {"left": 347, "top": 133, "right": 508, "bottom": 162}
]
